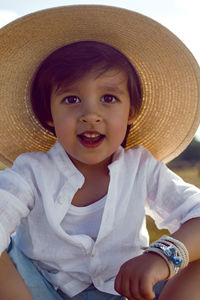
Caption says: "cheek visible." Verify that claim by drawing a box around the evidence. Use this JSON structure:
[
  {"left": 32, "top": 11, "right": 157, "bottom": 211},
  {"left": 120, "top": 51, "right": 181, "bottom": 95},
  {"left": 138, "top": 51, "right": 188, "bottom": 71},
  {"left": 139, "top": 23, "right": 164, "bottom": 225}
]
[
  {"left": 53, "top": 116, "right": 74, "bottom": 137},
  {"left": 110, "top": 114, "right": 130, "bottom": 139}
]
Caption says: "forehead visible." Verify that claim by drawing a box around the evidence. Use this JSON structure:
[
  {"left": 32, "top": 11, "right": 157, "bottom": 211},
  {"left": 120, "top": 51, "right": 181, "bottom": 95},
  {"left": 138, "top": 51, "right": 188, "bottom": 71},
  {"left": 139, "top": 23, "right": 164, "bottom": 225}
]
[
  {"left": 86, "top": 67, "right": 128, "bottom": 84},
  {"left": 55, "top": 67, "right": 128, "bottom": 94}
]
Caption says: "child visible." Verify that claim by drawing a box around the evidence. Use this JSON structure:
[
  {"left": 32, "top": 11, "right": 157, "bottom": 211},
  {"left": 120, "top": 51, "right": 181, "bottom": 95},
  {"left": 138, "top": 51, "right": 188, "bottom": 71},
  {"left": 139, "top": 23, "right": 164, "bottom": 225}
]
[{"left": 0, "top": 5, "right": 200, "bottom": 300}]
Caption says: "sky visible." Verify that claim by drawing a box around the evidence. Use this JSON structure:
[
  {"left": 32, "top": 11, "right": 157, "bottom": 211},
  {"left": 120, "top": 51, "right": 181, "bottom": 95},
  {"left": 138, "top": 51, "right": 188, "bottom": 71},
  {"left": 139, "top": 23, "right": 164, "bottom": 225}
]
[{"left": 1, "top": 0, "right": 200, "bottom": 140}]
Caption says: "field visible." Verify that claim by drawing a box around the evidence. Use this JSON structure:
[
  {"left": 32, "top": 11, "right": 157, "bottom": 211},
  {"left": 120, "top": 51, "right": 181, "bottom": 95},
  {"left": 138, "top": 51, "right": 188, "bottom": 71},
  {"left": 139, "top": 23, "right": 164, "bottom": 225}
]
[
  {"left": 0, "top": 162, "right": 6, "bottom": 170},
  {"left": 0, "top": 162, "right": 199, "bottom": 242}
]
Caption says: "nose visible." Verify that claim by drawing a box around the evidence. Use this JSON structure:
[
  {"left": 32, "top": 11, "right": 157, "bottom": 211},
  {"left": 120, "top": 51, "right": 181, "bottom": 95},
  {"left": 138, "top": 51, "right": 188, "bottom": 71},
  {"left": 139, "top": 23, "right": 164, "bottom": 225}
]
[
  {"left": 80, "top": 103, "right": 102, "bottom": 123},
  {"left": 80, "top": 113, "right": 102, "bottom": 123}
]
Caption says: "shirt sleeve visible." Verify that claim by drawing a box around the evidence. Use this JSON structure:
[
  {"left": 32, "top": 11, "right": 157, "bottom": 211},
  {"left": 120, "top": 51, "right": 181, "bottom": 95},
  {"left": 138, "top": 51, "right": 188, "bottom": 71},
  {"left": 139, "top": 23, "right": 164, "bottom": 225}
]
[
  {"left": 145, "top": 153, "right": 200, "bottom": 233},
  {"left": 0, "top": 156, "right": 35, "bottom": 255}
]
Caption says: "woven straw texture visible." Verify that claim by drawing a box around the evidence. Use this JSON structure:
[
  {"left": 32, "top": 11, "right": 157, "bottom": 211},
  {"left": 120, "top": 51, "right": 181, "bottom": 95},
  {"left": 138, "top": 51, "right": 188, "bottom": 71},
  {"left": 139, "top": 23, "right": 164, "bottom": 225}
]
[{"left": 0, "top": 5, "right": 200, "bottom": 166}]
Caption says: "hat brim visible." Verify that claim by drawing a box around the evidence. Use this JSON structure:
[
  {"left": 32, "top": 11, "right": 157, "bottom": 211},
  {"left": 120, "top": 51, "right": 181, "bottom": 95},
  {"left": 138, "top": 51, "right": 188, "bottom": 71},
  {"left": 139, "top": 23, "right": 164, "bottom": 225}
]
[{"left": 0, "top": 5, "right": 200, "bottom": 166}]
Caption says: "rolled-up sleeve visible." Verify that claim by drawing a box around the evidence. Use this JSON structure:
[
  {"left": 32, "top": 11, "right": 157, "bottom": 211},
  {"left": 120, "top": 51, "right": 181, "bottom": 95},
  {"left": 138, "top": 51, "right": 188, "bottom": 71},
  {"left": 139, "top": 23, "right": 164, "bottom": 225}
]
[
  {"left": 145, "top": 155, "right": 200, "bottom": 233},
  {"left": 0, "top": 157, "right": 35, "bottom": 254}
]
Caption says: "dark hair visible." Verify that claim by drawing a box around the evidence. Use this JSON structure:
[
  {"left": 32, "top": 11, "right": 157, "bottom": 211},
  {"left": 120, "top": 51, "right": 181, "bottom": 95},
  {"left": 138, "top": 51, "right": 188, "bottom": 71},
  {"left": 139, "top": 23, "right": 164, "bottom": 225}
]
[{"left": 30, "top": 41, "right": 142, "bottom": 141}]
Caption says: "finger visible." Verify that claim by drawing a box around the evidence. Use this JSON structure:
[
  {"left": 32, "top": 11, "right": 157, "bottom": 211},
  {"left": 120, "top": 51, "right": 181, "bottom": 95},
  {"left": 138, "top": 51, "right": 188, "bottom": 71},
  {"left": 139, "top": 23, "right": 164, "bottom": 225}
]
[
  {"left": 115, "top": 274, "right": 134, "bottom": 299},
  {"left": 120, "top": 277, "right": 132, "bottom": 298},
  {"left": 114, "top": 273, "right": 123, "bottom": 295},
  {"left": 122, "top": 279, "right": 133, "bottom": 300},
  {"left": 139, "top": 278, "right": 155, "bottom": 300},
  {"left": 129, "top": 278, "right": 143, "bottom": 300}
]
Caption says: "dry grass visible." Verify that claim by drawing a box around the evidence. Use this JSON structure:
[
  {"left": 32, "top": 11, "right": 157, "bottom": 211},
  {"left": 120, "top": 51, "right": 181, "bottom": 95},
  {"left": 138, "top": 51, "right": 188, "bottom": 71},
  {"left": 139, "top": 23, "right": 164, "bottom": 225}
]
[
  {"left": 172, "top": 167, "right": 200, "bottom": 188},
  {"left": 0, "top": 163, "right": 6, "bottom": 170}
]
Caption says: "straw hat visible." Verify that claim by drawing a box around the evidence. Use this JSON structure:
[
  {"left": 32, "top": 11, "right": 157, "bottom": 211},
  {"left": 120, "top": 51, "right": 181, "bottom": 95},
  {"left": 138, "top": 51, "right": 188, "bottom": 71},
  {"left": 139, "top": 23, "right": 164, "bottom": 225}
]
[{"left": 0, "top": 5, "right": 200, "bottom": 166}]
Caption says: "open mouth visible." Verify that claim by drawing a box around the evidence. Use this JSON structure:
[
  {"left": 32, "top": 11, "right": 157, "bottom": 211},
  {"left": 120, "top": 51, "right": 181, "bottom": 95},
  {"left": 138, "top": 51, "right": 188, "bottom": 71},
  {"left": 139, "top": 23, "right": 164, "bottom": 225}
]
[{"left": 78, "top": 132, "right": 105, "bottom": 147}]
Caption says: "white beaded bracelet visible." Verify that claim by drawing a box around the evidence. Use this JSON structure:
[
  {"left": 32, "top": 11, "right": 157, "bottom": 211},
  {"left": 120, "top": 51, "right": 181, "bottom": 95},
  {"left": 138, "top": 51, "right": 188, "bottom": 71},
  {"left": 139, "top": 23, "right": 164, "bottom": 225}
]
[
  {"left": 143, "top": 235, "right": 189, "bottom": 279},
  {"left": 159, "top": 235, "right": 189, "bottom": 268}
]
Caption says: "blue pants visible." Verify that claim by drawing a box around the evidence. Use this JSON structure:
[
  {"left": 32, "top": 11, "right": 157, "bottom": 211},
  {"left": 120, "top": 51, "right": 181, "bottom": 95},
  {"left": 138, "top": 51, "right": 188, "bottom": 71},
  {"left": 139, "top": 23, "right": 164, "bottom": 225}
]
[{"left": 7, "top": 239, "right": 165, "bottom": 299}]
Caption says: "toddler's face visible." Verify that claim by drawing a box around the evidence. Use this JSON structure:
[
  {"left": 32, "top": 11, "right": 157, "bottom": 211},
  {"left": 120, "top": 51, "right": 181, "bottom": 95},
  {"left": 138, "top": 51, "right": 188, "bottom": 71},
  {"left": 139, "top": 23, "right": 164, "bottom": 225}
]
[{"left": 48, "top": 68, "right": 135, "bottom": 169}]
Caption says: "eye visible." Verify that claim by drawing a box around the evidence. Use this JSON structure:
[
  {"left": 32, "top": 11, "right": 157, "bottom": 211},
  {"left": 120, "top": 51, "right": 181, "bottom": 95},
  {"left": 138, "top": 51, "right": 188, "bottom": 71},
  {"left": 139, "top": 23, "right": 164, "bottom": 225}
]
[
  {"left": 101, "top": 94, "right": 118, "bottom": 104},
  {"left": 63, "top": 96, "right": 80, "bottom": 104}
]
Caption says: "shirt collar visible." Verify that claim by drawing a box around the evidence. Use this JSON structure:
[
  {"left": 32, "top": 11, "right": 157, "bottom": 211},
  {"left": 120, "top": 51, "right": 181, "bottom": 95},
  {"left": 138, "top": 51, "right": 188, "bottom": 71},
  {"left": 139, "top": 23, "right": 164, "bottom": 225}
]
[
  {"left": 48, "top": 141, "right": 84, "bottom": 189},
  {"left": 48, "top": 141, "right": 125, "bottom": 186},
  {"left": 108, "top": 146, "right": 125, "bottom": 172}
]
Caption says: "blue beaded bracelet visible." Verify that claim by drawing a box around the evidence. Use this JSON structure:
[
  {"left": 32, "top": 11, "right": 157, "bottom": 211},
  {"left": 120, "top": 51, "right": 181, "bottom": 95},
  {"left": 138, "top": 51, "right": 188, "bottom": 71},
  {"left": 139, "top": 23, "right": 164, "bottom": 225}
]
[{"left": 150, "top": 243, "right": 183, "bottom": 267}]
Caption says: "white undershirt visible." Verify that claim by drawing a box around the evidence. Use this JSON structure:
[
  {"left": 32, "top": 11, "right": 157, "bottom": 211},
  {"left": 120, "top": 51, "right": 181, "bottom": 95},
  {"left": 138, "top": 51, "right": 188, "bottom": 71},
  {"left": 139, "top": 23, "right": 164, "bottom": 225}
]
[{"left": 61, "top": 196, "right": 106, "bottom": 241}]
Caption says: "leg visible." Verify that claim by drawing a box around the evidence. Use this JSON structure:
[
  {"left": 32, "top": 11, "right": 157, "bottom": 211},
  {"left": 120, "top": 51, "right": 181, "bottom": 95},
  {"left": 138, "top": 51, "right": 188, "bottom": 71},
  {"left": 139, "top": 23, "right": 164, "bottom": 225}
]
[
  {"left": 85, "top": 285, "right": 125, "bottom": 300},
  {"left": 7, "top": 239, "right": 63, "bottom": 300},
  {"left": 153, "top": 281, "right": 167, "bottom": 300},
  {"left": 159, "top": 260, "right": 200, "bottom": 300},
  {"left": 58, "top": 284, "right": 126, "bottom": 300},
  {"left": 79, "top": 284, "right": 125, "bottom": 300},
  {"left": 0, "top": 250, "right": 33, "bottom": 299}
]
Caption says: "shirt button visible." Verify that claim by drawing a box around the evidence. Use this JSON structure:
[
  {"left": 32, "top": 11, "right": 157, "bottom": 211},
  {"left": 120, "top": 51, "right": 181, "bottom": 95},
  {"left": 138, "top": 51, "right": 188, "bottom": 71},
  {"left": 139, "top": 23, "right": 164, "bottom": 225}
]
[{"left": 58, "top": 197, "right": 66, "bottom": 204}]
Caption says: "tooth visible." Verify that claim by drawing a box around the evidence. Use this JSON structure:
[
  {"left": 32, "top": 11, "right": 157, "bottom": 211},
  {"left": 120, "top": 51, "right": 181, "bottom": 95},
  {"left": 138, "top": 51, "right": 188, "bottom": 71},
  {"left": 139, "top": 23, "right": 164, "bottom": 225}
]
[{"left": 84, "top": 133, "right": 99, "bottom": 138}]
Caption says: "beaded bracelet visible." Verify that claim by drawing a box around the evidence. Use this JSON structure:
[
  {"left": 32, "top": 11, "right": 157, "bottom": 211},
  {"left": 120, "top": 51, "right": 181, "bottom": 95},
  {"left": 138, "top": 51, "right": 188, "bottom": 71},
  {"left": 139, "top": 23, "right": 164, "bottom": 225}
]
[
  {"left": 143, "top": 235, "right": 189, "bottom": 279},
  {"left": 159, "top": 235, "right": 189, "bottom": 268},
  {"left": 152, "top": 240, "right": 181, "bottom": 262},
  {"left": 149, "top": 242, "right": 183, "bottom": 267}
]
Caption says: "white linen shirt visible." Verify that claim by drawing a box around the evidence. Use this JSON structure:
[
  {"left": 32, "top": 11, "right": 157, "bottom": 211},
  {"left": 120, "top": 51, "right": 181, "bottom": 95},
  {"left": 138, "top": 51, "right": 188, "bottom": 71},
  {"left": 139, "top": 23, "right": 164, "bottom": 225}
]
[{"left": 1, "top": 141, "right": 200, "bottom": 297}]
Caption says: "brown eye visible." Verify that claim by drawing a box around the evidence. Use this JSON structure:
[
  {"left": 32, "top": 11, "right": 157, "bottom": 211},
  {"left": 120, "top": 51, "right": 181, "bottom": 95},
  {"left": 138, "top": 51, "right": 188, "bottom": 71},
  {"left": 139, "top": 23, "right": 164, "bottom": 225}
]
[
  {"left": 101, "top": 94, "right": 118, "bottom": 103},
  {"left": 63, "top": 96, "right": 80, "bottom": 104}
]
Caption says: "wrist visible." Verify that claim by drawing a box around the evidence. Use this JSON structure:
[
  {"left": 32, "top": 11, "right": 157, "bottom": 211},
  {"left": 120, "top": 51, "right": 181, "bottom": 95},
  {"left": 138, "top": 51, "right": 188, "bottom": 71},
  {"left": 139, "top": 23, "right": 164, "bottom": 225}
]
[
  {"left": 143, "top": 235, "right": 189, "bottom": 279},
  {"left": 143, "top": 251, "right": 170, "bottom": 279}
]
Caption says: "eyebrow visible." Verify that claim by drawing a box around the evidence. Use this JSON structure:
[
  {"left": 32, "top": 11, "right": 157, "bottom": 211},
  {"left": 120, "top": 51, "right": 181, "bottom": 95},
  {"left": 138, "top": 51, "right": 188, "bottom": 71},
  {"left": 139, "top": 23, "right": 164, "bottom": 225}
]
[
  {"left": 54, "top": 86, "right": 78, "bottom": 96},
  {"left": 99, "top": 84, "right": 127, "bottom": 95},
  {"left": 55, "top": 84, "right": 127, "bottom": 95}
]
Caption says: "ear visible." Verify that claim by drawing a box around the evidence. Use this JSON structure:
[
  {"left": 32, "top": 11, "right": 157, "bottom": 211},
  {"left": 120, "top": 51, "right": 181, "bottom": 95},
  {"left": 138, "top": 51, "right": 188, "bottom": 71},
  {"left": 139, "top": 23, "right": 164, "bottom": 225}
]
[{"left": 128, "top": 108, "right": 136, "bottom": 125}]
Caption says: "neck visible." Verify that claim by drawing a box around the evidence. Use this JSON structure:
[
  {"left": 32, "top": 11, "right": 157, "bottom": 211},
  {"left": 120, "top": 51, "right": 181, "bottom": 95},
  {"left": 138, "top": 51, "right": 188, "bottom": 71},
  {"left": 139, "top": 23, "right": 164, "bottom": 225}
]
[
  {"left": 69, "top": 155, "right": 111, "bottom": 207},
  {"left": 69, "top": 155, "right": 112, "bottom": 178}
]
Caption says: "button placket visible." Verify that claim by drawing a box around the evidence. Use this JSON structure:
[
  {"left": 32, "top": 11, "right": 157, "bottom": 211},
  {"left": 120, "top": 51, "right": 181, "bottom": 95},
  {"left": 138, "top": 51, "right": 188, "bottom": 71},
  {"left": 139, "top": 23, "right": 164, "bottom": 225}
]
[
  {"left": 54, "top": 186, "right": 74, "bottom": 223},
  {"left": 58, "top": 196, "right": 66, "bottom": 205}
]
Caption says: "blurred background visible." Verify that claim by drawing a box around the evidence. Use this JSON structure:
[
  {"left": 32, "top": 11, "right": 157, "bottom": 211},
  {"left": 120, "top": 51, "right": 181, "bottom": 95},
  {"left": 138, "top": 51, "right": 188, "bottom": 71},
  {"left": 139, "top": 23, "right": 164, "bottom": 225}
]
[{"left": 0, "top": 0, "right": 200, "bottom": 241}]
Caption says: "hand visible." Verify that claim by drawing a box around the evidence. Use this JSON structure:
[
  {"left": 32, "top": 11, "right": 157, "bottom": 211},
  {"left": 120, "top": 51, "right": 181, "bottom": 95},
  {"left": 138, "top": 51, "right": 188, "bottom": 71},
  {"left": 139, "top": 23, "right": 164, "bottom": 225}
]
[{"left": 114, "top": 253, "right": 169, "bottom": 300}]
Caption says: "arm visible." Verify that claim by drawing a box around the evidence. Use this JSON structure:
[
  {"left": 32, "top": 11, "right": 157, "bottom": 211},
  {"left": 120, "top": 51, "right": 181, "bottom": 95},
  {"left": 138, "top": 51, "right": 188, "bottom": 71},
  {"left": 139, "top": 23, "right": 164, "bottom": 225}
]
[
  {"left": 115, "top": 217, "right": 200, "bottom": 300},
  {"left": 114, "top": 152, "right": 200, "bottom": 299},
  {"left": 171, "top": 217, "right": 200, "bottom": 262},
  {"left": 0, "top": 166, "right": 34, "bottom": 254},
  {"left": 0, "top": 251, "right": 33, "bottom": 299}
]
